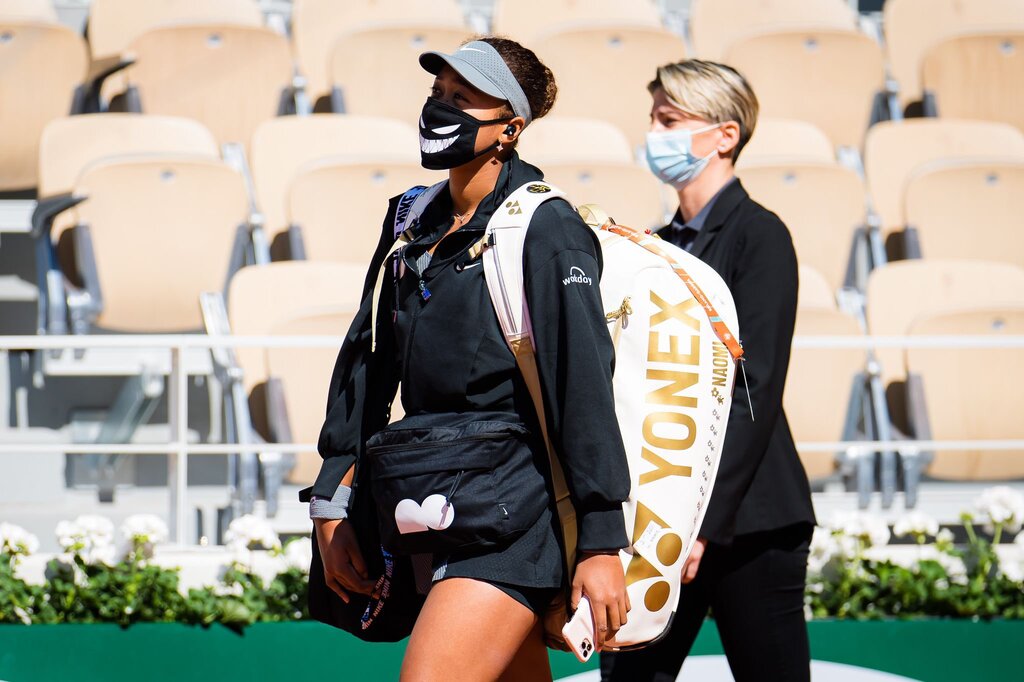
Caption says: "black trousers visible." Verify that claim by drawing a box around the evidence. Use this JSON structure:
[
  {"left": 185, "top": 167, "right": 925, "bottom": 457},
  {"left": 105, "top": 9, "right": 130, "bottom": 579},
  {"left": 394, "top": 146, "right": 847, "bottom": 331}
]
[{"left": 601, "top": 522, "right": 813, "bottom": 682}]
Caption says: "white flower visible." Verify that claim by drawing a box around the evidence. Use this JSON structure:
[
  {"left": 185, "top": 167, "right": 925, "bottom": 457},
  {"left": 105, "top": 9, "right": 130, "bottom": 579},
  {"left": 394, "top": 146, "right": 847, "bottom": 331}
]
[
  {"left": 55, "top": 515, "right": 116, "bottom": 565},
  {"left": 825, "top": 510, "right": 890, "bottom": 548},
  {"left": 973, "top": 486, "right": 1024, "bottom": 534},
  {"left": 223, "top": 514, "right": 280, "bottom": 552},
  {"left": 0, "top": 522, "right": 39, "bottom": 557},
  {"left": 283, "top": 537, "right": 312, "bottom": 572},
  {"left": 213, "top": 582, "right": 244, "bottom": 597},
  {"left": 1000, "top": 559, "right": 1024, "bottom": 583},
  {"left": 13, "top": 606, "right": 31, "bottom": 625},
  {"left": 893, "top": 512, "right": 940, "bottom": 540},
  {"left": 119, "top": 514, "right": 169, "bottom": 559},
  {"left": 936, "top": 528, "right": 955, "bottom": 547}
]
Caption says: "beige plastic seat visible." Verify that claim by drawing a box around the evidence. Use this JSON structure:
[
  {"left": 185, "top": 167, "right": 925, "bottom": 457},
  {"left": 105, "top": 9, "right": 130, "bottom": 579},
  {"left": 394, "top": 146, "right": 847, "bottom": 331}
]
[
  {"left": 327, "top": 23, "right": 471, "bottom": 125},
  {"left": 907, "top": 305, "right": 1024, "bottom": 479},
  {"left": 38, "top": 114, "right": 221, "bottom": 266},
  {"left": 227, "top": 261, "right": 366, "bottom": 394},
  {"left": 797, "top": 263, "right": 836, "bottom": 310},
  {"left": 540, "top": 163, "right": 668, "bottom": 230},
  {"left": 785, "top": 304, "right": 865, "bottom": 479},
  {"left": 725, "top": 28, "right": 885, "bottom": 151},
  {"left": 87, "top": 0, "right": 264, "bottom": 105},
  {"left": 737, "top": 118, "right": 836, "bottom": 166},
  {"left": 922, "top": 31, "right": 1024, "bottom": 133},
  {"left": 534, "top": 24, "right": 688, "bottom": 150},
  {"left": 68, "top": 155, "right": 250, "bottom": 331},
  {"left": 228, "top": 262, "right": 370, "bottom": 482},
  {"left": 265, "top": 307, "right": 361, "bottom": 484},
  {"left": 87, "top": 0, "right": 263, "bottom": 62},
  {"left": 492, "top": 0, "right": 663, "bottom": 44},
  {"left": 292, "top": 0, "right": 466, "bottom": 106},
  {"left": 515, "top": 116, "right": 635, "bottom": 165},
  {"left": 0, "top": 21, "right": 88, "bottom": 191},
  {"left": 0, "top": 0, "right": 58, "bottom": 22},
  {"left": 287, "top": 160, "right": 445, "bottom": 263},
  {"left": 123, "top": 24, "right": 293, "bottom": 148},
  {"left": 39, "top": 114, "right": 220, "bottom": 197},
  {"left": 866, "top": 260, "right": 1024, "bottom": 384},
  {"left": 690, "top": 0, "right": 856, "bottom": 61},
  {"left": 250, "top": 114, "right": 419, "bottom": 237},
  {"left": 864, "top": 119, "right": 1024, "bottom": 234},
  {"left": 738, "top": 161, "right": 866, "bottom": 292},
  {"left": 903, "top": 159, "right": 1024, "bottom": 268},
  {"left": 884, "top": 0, "right": 1024, "bottom": 109}
]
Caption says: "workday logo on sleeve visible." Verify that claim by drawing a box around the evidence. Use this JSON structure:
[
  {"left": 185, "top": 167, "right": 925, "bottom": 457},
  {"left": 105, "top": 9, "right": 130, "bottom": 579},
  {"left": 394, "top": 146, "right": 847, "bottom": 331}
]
[{"left": 562, "top": 266, "right": 593, "bottom": 287}]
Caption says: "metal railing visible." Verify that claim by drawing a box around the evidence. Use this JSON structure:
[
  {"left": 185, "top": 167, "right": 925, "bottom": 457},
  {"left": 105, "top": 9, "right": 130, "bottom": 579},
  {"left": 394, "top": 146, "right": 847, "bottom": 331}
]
[{"left": 1, "top": 333, "right": 1022, "bottom": 544}]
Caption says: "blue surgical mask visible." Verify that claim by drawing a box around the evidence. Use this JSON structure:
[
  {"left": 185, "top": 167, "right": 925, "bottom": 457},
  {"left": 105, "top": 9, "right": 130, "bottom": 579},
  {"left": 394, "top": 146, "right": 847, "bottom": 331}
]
[{"left": 645, "top": 123, "right": 722, "bottom": 190}]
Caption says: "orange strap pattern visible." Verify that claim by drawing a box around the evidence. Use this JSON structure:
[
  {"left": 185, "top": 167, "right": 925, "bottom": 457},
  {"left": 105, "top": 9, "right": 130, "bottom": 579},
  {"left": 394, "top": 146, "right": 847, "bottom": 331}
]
[{"left": 604, "top": 224, "right": 745, "bottom": 362}]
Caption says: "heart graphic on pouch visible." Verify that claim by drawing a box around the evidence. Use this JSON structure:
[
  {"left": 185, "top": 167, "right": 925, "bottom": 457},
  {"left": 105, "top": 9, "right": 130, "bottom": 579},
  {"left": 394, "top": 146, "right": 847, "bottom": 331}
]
[{"left": 394, "top": 494, "right": 456, "bottom": 534}]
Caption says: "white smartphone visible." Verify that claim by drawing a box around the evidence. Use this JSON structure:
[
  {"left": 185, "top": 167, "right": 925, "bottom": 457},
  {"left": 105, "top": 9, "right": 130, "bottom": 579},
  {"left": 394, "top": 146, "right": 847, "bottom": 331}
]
[{"left": 561, "top": 596, "right": 596, "bottom": 663}]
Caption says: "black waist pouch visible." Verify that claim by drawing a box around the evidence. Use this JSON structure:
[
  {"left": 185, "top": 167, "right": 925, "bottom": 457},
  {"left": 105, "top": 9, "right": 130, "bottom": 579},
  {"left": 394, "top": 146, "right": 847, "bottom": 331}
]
[{"left": 367, "top": 414, "right": 549, "bottom": 555}]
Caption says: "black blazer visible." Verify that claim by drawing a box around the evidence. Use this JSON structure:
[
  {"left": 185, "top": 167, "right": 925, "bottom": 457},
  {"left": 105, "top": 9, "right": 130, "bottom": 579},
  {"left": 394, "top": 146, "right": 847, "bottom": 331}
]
[{"left": 656, "top": 179, "right": 815, "bottom": 545}]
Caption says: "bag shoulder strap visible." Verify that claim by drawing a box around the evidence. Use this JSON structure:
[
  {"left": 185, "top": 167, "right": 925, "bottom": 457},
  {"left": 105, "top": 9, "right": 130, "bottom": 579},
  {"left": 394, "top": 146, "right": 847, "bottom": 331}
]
[
  {"left": 480, "top": 181, "right": 578, "bottom": 577},
  {"left": 371, "top": 182, "right": 447, "bottom": 351}
]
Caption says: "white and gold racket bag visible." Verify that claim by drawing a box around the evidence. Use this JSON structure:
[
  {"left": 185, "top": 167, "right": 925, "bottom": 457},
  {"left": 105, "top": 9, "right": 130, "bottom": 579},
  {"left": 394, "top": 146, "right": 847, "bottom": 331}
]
[{"left": 479, "top": 180, "right": 743, "bottom": 650}]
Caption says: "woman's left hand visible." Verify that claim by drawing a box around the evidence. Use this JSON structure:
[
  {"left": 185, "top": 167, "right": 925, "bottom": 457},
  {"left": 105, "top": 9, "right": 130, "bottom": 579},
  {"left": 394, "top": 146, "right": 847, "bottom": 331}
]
[{"left": 571, "top": 551, "right": 630, "bottom": 651}]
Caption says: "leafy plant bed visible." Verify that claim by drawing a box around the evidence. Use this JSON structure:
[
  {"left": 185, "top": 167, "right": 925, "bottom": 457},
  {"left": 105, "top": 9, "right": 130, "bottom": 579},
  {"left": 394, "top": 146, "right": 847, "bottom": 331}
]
[{"left": 0, "top": 619, "right": 1021, "bottom": 681}]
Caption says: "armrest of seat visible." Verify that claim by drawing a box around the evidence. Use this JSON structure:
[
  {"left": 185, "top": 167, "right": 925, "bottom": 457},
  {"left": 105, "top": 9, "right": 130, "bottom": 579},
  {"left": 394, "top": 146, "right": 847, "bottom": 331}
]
[
  {"left": 902, "top": 225, "right": 923, "bottom": 259},
  {"left": 30, "top": 193, "right": 85, "bottom": 240},
  {"left": 286, "top": 224, "right": 307, "bottom": 260},
  {"left": 71, "top": 55, "right": 136, "bottom": 114},
  {"left": 902, "top": 372, "right": 934, "bottom": 507},
  {"left": 69, "top": 225, "right": 103, "bottom": 334},
  {"left": 264, "top": 376, "right": 294, "bottom": 445},
  {"left": 921, "top": 90, "right": 938, "bottom": 118},
  {"left": 199, "top": 291, "right": 243, "bottom": 379}
]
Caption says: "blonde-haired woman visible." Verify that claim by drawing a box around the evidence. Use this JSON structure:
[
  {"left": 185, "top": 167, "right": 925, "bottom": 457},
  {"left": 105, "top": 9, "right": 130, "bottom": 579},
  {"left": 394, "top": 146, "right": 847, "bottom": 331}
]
[{"left": 601, "top": 59, "right": 815, "bottom": 682}]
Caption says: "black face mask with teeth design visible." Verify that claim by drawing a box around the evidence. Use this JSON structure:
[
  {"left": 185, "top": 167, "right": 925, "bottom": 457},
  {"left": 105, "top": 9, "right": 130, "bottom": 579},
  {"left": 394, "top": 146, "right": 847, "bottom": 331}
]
[{"left": 418, "top": 98, "right": 511, "bottom": 170}]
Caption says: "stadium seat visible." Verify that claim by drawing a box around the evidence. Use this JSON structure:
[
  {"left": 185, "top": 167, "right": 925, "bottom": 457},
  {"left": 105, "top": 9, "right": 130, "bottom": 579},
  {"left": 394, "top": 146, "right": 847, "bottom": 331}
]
[
  {"left": 491, "top": 0, "right": 663, "bottom": 43},
  {"left": 122, "top": 25, "right": 293, "bottom": 148},
  {"left": 905, "top": 305, "right": 1024, "bottom": 480},
  {"left": 921, "top": 31, "right": 1024, "bottom": 132},
  {"left": 738, "top": 161, "right": 867, "bottom": 293},
  {"left": 533, "top": 24, "right": 688, "bottom": 150},
  {"left": 250, "top": 114, "right": 419, "bottom": 240},
  {"left": 87, "top": 0, "right": 263, "bottom": 63},
  {"left": 0, "top": 20, "right": 88, "bottom": 191},
  {"left": 515, "top": 116, "right": 635, "bottom": 164},
  {"left": 866, "top": 260, "right": 1024, "bottom": 386},
  {"left": 864, "top": 119, "right": 1024, "bottom": 235},
  {"left": 265, "top": 308, "right": 361, "bottom": 484},
  {"left": 36, "top": 114, "right": 221, "bottom": 295},
  {"left": 724, "top": 28, "right": 886, "bottom": 151},
  {"left": 291, "top": 0, "right": 467, "bottom": 108},
  {"left": 58, "top": 156, "right": 250, "bottom": 332},
  {"left": 39, "top": 114, "right": 220, "bottom": 198},
  {"left": 224, "top": 262, "right": 367, "bottom": 483},
  {"left": 0, "top": 0, "right": 58, "bottom": 22},
  {"left": 785, "top": 282, "right": 867, "bottom": 481},
  {"left": 883, "top": 0, "right": 1024, "bottom": 111},
  {"left": 689, "top": 0, "right": 856, "bottom": 61},
  {"left": 539, "top": 163, "right": 669, "bottom": 230},
  {"left": 738, "top": 118, "right": 837, "bottom": 166},
  {"left": 902, "top": 159, "right": 1024, "bottom": 268},
  {"left": 327, "top": 23, "right": 471, "bottom": 125},
  {"left": 86, "top": 0, "right": 265, "bottom": 108},
  {"left": 867, "top": 260, "right": 1024, "bottom": 498},
  {"left": 287, "top": 160, "right": 444, "bottom": 264}
]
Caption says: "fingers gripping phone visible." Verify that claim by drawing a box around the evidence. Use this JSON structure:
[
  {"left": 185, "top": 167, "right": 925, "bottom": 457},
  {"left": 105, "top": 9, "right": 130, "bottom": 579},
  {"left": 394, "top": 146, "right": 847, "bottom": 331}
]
[{"left": 562, "top": 596, "right": 596, "bottom": 663}]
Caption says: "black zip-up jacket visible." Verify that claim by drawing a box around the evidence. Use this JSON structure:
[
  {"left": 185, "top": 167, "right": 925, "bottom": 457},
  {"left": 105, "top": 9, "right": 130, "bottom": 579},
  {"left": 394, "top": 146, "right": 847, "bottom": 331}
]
[{"left": 301, "top": 152, "right": 630, "bottom": 553}]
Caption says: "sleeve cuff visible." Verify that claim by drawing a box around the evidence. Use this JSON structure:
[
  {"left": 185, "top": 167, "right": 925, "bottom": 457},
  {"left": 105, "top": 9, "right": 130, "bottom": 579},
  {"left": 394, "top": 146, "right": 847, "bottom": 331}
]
[
  {"left": 308, "top": 453, "right": 357, "bottom": 500},
  {"left": 576, "top": 506, "right": 629, "bottom": 553}
]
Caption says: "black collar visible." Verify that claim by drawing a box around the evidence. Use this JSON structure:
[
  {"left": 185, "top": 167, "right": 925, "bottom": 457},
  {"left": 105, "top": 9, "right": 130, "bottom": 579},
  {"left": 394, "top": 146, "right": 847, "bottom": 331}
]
[{"left": 686, "top": 178, "right": 749, "bottom": 258}]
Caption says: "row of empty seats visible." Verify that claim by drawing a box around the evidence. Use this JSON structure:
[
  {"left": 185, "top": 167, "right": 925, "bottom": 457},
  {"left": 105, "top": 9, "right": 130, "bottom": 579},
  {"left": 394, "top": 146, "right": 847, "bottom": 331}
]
[{"left": 5, "top": 0, "right": 1024, "bottom": 192}]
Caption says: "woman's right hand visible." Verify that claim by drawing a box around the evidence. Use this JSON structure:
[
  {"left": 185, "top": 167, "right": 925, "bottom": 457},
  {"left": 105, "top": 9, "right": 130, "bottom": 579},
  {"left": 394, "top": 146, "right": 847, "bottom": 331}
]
[{"left": 314, "top": 517, "right": 378, "bottom": 603}]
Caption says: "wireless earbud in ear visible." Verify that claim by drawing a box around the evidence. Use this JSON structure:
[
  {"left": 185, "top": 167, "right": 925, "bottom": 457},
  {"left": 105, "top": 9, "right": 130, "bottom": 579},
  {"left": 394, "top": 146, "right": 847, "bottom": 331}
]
[{"left": 504, "top": 124, "right": 517, "bottom": 136}]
